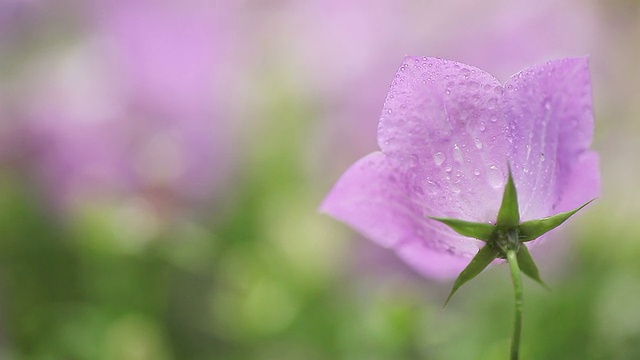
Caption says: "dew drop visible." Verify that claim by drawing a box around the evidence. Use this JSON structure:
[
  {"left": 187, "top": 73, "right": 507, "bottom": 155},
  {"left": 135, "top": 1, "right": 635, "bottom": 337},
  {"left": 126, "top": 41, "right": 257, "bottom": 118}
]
[
  {"left": 490, "top": 115, "right": 498, "bottom": 123},
  {"left": 473, "top": 169, "right": 480, "bottom": 176},
  {"left": 474, "top": 138, "right": 483, "bottom": 149},
  {"left": 433, "top": 152, "right": 446, "bottom": 166},
  {"left": 426, "top": 180, "right": 440, "bottom": 195},
  {"left": 453, "top": 144, "right": 463, "bottom": 162},
  {"left": 479, "top": 122, "right": 486, "bottom": 131},
  {"left": 444, "top": 163, "right": 453, "bottom": 172},
  {"left": 445, "top": 89, "right": 451, "bottom": 95},
  {"left": 487, "top": 165, "right": 504, "bottom": 188}
]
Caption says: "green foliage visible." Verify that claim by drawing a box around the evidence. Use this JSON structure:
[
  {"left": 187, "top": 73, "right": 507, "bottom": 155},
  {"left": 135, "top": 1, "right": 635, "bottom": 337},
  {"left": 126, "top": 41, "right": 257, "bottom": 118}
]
[
  {"left": 516, "top": 245, "right": 548, "bottom": 289},
  {"left": 496, "top": 165, "right": 520, "bottom": 229},
  {"left": 429, "top": 217, "right": 494, "bottom": 241},
  {"left": 519, "top": 200, "right": 594, "bottom": 242},
  {"left": 444, "top": 245, "right": 500, "bottom": 307},
  {"left": 433, "top": 167, "right": 592, "bottom": 305}
]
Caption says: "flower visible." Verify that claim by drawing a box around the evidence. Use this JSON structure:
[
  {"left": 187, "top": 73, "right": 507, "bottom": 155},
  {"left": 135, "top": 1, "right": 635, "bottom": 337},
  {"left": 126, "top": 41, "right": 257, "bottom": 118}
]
[
  {"left": 320, "top": 57, "right": 600, "bottom": 279},
  {"left": 22, "top": 0, "right": 237, "bottom": 212}
]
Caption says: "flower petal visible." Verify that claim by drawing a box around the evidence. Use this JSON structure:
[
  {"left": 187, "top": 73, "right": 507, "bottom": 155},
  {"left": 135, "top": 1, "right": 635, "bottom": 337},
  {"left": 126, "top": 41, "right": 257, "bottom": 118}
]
[
  {"left": 377, "top": 56, "right": 511, "bottom": 223},
  {"left": 553, "top": 150, "right": 600, "bottom": 213},
  {"left": 395, "top": 240, "right": 471, "bottom": 280},
  {"left": 503, "top": 57, "right": 595, "bottom": 220},
  {"left": 320, "top": 151, "right": 479, "bottom": 278}
]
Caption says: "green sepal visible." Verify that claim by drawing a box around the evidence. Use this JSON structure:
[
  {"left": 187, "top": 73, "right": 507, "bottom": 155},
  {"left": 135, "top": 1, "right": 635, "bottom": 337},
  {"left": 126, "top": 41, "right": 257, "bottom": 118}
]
[
  {"left": 444, "top": 244, "right": 500, "bottom": 307},
  {"left": 519, "top": 199, "right": 594, "bottom": 242},
  {"left": 516, "top": 245, "right": 549, "bottom": 290},
  {"left": 429, "top": 217, "right": 495, "bottom": 241},
  {"left": 496, "top": 165, "right": 520, "bottom": 228}
]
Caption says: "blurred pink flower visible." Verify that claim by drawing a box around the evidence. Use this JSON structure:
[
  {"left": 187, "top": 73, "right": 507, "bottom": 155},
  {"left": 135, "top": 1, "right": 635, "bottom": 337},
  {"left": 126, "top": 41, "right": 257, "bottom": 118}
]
[
  {"left": 23, "top": 0, "right": 237, "bottom": 214},
  {"left": 321, "top": 57, "right": 600, "bottom": 279}
]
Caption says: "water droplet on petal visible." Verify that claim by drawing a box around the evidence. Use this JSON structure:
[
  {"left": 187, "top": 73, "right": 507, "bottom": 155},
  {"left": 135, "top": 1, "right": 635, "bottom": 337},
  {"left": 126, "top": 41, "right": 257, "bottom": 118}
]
[
  {"left": 426, "top": 180, "right": 440, "bottom": 195},
  {"left": 444, "top": 163, "right": 453, "bottom": 172},
  {"left": 433, "top": 152, "right": 446, "bottom": 166},
  {"left": 473, "top": 169, "right": 480, "bottom": 176},
  {"left": 487, "top": 165, "right": 504, "bottom": 188},
  {"left": 474, "top": 138, "right": 483, "bottom": 149},
  {"left": 479, "top": 122, "right": 486, "bottom": 131},
  {"left": 490, "top": 115, "right": 498, "bottom": 123},
  {"left": 445, "top": 89, "right": 451, "bottom": 95},
  {"left": 453, "top": 144, "right": 463, "bottom": 162}
]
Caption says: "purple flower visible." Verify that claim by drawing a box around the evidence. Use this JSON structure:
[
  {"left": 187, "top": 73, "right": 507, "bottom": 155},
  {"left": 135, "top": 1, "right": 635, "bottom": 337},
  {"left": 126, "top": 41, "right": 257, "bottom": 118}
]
[
  {"left": 21, "top": 0, "right": 237, "bottom": 212},
  {"left": 320, "top": 57, "right": 600, "bottom": 279}
]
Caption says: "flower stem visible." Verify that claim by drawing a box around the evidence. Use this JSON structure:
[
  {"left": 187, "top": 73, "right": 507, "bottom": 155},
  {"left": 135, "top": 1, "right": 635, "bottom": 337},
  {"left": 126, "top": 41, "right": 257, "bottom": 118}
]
[{"left": 506, "top": 249, "right": 523, "bottom": 360}]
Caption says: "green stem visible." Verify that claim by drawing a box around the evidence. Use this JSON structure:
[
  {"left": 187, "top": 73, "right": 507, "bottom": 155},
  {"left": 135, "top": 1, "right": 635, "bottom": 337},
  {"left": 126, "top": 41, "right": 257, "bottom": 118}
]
[{"left": 506, "top": 250, "right": 523, "bottom": 360}]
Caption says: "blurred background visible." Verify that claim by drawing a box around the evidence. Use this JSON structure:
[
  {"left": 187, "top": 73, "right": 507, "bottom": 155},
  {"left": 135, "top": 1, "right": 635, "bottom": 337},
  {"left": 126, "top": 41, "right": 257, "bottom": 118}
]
[{"left": 0, "top": 0, "right": 638, "bottom": 359}]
